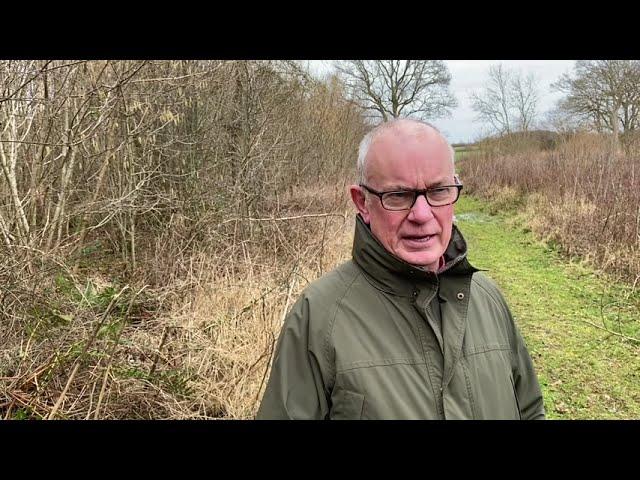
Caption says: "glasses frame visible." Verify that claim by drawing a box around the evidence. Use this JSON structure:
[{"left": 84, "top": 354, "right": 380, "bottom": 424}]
[{"left": 359, "top": 179, "right": 463, "bottom": 211}]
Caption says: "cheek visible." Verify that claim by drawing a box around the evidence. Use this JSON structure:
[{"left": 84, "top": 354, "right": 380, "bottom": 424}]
[
  {"left": 371, "top": 211, "right": 403, "bottom": 245},
  {"left": 436, "top": 209, "right": 454, "bottom": 240},
  {"left": 436, "top": 207, "right": 453, "bottom": 225}
]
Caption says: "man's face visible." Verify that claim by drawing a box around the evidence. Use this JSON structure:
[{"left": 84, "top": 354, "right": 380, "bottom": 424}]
[{"left": 351, "top": 128, "right": 455, "bottom": 271}]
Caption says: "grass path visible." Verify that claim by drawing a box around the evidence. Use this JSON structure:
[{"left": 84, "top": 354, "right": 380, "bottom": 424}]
[{"left": 455, "top": 196, "right": 640, "bottom": 419}]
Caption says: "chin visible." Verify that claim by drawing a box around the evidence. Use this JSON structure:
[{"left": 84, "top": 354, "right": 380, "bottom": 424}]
[{"left": 398, "top": 251, "right": 440, "bottom": 269}]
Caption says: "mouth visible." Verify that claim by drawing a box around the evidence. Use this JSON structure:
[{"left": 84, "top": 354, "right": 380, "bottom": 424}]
[{"left": 402, "top": 233, "right": 438, "bottom": 245}]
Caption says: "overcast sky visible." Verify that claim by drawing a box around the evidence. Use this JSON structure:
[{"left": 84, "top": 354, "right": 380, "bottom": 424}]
[{"left": 307, "top": 60, "right": 576, "bottom": 144}]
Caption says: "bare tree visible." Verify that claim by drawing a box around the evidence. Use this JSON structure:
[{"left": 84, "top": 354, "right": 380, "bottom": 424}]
[
  {"left": 334, "top": 60, "right": 457, "bottom": 122},
  {"left": 511, "top": 72, "right": 539, "bottom": 131},
  {"left": 470, "top": 64, "right": 539, "bottom": 136},
  {"left": 470, "top": 64, "right": 513, "bottom": 135},
  {"left": 543, "top": 105, "right": 589, "bottom": 134},
  {"left": 552, "top": 60, "right": 640, "bottom": 138}
]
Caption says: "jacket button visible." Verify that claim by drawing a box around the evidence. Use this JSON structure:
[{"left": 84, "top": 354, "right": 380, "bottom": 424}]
[{"left": 457, "top": 292, "right": 464, "bottom": 300}]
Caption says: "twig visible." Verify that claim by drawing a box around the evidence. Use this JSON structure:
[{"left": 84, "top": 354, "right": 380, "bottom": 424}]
[
  {"left": 254, "top": 332, "right": 276, "bottom": 411},
  {"left": 220, "top": 212, "right": 346, "bottom": 225},
  {"left": 93, "top": 365, "right": 112, "bottom": 420},
  {"left": 319, "top": 216, "right": 328, "bottom": 275},
  {"left": 92, "top": 285, "right": 148, "bottom": 419},
  {"left": 149, "top": 326, "right": 170, "bottom": 378},
  {"left": 579, "top": 319, "right": 640, "bottom": 344},
  {"left": 281, "top": 274, "right": 297, "bottom": 326},
  {"left": 46, "top": 285, "right": 130, "bottom": 420}
]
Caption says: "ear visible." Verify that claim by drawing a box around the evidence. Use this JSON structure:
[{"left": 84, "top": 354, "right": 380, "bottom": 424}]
[{"left": 349, "top": 185, "right": 371, "bottom": 224}]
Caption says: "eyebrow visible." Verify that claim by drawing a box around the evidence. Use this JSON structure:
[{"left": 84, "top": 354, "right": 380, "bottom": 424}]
[{"left": 384, "top": 180, "right": 449, "bottom": 190}]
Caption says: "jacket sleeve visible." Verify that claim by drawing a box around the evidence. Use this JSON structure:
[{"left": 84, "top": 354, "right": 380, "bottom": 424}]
[
  {"left": 512, "top": 325, "right": 546, "bottom": 420},
  {"left": 255, "top": 293, "right": 333, "bottom": 420},
  {"left": 477, "top": 272, "right": 546, "bottom": 420}
]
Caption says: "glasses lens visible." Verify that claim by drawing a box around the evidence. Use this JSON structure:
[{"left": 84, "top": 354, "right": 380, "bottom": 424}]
[
  {"left": 379, "top": 186, "right": 460, "bottom": 210},
  {"left": 427, "top": 187, "right": 458, "bottom": 206},
  {"left": 381, "top": 191, "right": 415, "bottom": 210}
]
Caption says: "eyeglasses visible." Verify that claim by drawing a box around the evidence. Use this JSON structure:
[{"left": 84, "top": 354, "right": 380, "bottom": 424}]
[{"left": 360, "top": 180, "right": 463, "bottom": 211}]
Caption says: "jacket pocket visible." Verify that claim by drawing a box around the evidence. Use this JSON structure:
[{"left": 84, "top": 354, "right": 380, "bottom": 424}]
[
  {"left": 462, "top": 349, "right": 521, "bottom": 419},
  {"left": 330, "top": 388, "right": 365, "bottom": 420}
]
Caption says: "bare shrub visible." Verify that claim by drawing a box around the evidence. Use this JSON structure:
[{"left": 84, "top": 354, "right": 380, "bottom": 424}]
[
  {"left": 462, "top": 133, "right": 640, "bottom": 284},
  {"left": 1, "top": 60, "right": 366, "bottom": 419}
]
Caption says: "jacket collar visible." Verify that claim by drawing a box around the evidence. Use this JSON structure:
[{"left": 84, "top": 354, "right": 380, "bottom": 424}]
[{"left": 351, "top": 214, "right": 478, "bottom": 296}]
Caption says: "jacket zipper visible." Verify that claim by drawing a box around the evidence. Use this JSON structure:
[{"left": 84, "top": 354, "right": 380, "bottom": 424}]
[{"left": 413, "top": 283, "right": 446, "bottom": 419}]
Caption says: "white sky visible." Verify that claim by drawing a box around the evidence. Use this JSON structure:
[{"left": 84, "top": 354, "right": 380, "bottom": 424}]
[{"left": 306, "top": 60, "right": 576, "bottom": 144}]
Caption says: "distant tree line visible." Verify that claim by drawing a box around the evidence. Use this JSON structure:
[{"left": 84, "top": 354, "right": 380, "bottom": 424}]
[{"left": 469, "top": 60, "right": 640, "bottom": 144}]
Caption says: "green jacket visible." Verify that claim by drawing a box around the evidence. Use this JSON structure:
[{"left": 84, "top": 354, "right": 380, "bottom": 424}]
[{"left": 257, "top": 215, "right": 545, "bottom": 420}]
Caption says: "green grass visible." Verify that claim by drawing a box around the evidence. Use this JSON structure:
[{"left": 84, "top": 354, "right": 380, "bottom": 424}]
[{"left": 455, "top": 195, "right": 640, "bottom": 419}]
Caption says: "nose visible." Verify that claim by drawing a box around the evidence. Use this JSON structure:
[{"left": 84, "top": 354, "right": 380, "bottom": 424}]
[{"left": 407, "top": 193, "right": 434, "bottom": 223}]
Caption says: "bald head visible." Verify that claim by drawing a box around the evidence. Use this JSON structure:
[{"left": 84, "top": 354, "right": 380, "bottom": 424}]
[{"left": 356, "top": 119, "right": 455, "bottom": 185}]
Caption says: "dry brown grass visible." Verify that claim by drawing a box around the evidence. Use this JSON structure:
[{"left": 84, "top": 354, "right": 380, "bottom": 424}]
[
  {"left": 461, "top": 133, "right": 640, "bottom": 285},
  {"left": 167, "top": 214, "right": 353, "bottom": 419},
  {"left": 1, "top": 185, "right": 356, "bottom": 419},
  {"left": 0, "top": 60, "right": 367, "bottom": 419}
]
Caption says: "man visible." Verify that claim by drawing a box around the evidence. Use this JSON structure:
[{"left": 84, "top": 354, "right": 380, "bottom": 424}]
[{"left": 257, "top": 118, "right": 545, "bottom": 420}]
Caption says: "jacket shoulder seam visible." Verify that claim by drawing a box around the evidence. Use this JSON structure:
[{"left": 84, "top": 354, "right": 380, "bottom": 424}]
[
  {"left": 323, "top": 267, "right": 362, "bottom": 382},
  {"left": 471, "top": 274, "right": 510, "bottom": 318}
]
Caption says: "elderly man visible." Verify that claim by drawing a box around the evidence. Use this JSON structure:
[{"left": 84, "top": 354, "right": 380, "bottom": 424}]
[{"left": 257, "top": 118, "right": 545, "bottom": 420}]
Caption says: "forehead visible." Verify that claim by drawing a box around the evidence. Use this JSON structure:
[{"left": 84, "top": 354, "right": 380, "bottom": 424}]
[{"left": 366, "top": 128, "right": 453, "bottom": 186}]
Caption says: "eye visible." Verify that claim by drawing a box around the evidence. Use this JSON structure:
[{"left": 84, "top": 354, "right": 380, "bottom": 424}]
[
  {"left": 382, "top": 191, "right": 414, "bottom": 208},
  {"left": 429, "top": 187, "right": 451, "bottom": 199},
  {"left": 386, "top": 191, "right": 411, "bottom": 200}
]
